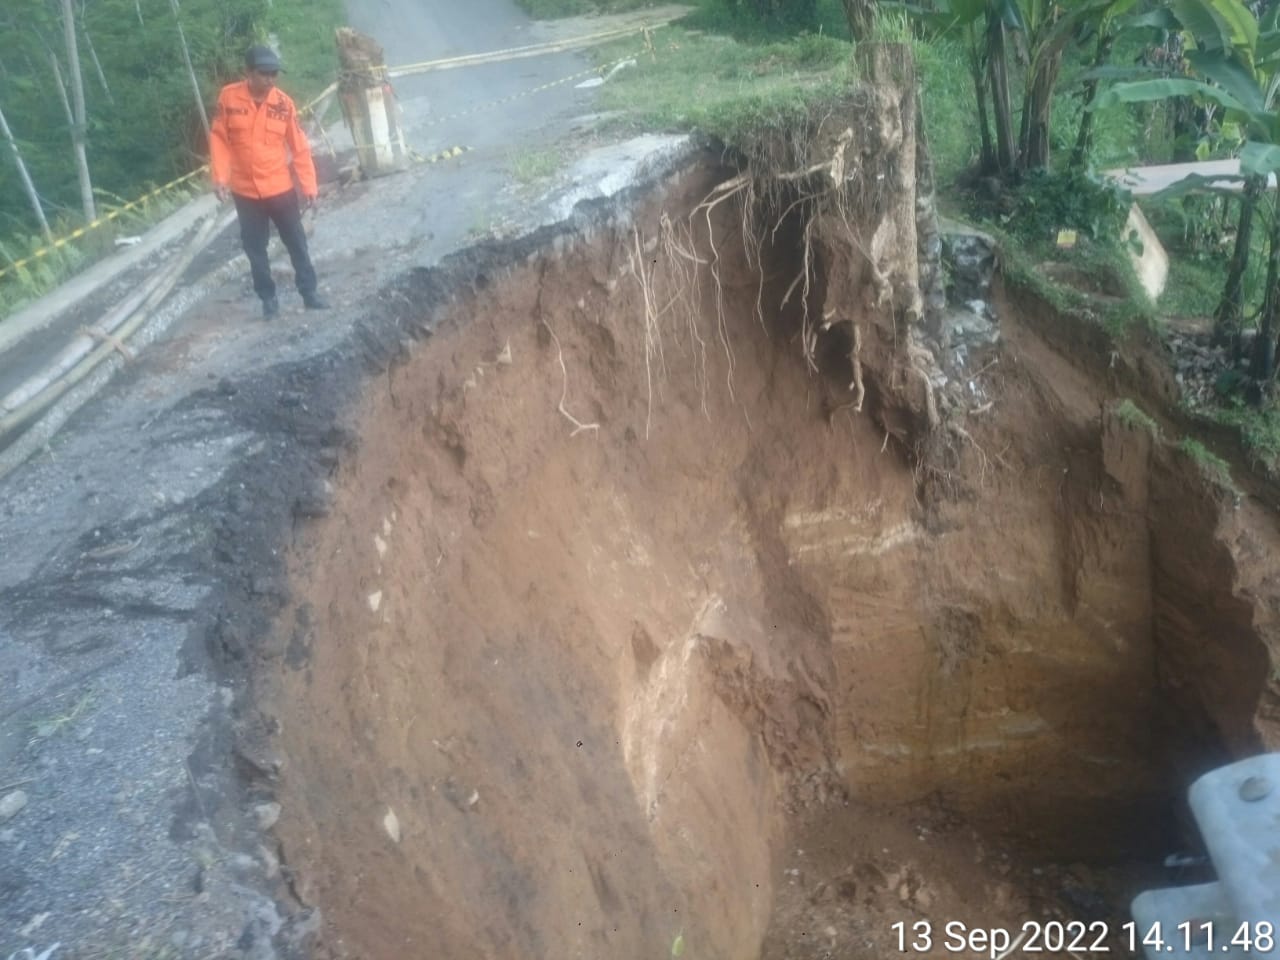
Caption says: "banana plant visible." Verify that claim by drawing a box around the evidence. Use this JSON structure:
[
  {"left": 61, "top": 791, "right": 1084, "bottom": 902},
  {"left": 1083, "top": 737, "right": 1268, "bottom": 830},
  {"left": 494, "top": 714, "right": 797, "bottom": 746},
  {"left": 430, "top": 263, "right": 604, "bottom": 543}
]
[
  {"left": 892, "top": 0, "right": 995, "bottom": 168},
  {"left": 1070, "top": 0, "right": 1144, "bottom": 167},
  {"left": 899, "top": 0, "right": 1135, "bottom": 173},
  {"left": 1099, "top": 0, "right": 1280, "bottom": 372},
  {"left": 0, "top": 100, "right": 52, "bottom": 242},
  {"left": 1098, "top": 2, "right": 1274, "bottom": 141},
  {"left": 899, "top": 0, "right": 1025, "bottom": 170},
  {"left": 1016, "top": 0, "right": 1125, "bottom": 170}
]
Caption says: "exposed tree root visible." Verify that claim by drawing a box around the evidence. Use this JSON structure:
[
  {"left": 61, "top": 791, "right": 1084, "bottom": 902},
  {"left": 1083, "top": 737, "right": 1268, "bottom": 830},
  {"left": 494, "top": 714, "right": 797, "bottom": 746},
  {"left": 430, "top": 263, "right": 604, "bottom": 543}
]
[
  {"left": 540, "top": 320, "right": 600, "bottom": 438},
  {"left": 627, "top": 226, "right": 660, "bottom": 439},
  {"left": 906, "top": 339, "right": 940, "bottom": 430},
  {"left": 849, "top": 319, "right": 865, "bottom": 411},
  {"left": 658, "top": 212, "right": 711, "bottom": 417},
  {"left": 620, "top": 98, "right": 949, "bottom": 468},
  {"left": 691, "top": 176, "right": 752, "bottom": 404}
]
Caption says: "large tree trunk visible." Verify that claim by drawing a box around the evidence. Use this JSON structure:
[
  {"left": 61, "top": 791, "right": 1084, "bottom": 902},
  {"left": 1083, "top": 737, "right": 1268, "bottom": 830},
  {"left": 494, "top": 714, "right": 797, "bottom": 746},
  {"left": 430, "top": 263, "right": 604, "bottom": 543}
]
[
  {"left": 168, "top": 0, "right": 209, "bottom": 136},
  {"left": 60, "top": 0, "right": 96, "bottom": 222},
  {"left": 1070, "top": 28, "right": 1114, "bottom": 169},
  {"left": 1216, "top": 175, "right": 1265, "bottom": 350},
  {"left": 0, "top": 101, "right": 53, "bottom": 242},
  {"left": 1251, "top": 201, "right": 1280, "bottom": 381},
  {"left": 841, "top": 0, "right": 875, "bottom": 41},
  {"left": 987, "top": 17, "right": 1016, "bottom": 173}
]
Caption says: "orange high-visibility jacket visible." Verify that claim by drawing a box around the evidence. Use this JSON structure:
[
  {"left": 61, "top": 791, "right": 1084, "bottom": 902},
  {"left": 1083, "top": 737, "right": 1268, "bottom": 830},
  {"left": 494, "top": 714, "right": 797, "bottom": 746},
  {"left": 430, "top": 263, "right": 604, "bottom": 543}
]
[{"left": 209, "top": 81, "right": 317, "bottom": 200}]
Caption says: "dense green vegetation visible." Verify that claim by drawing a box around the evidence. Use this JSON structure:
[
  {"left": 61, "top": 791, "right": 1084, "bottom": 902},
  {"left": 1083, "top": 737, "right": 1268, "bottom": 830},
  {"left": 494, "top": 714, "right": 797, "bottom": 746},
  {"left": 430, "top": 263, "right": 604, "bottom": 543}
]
[
  {"left": 0, "top": 0, "right": 341, "bottom": 307},
  {"left": 554, "top": 0, "right": 1280, "bottom": 473}
]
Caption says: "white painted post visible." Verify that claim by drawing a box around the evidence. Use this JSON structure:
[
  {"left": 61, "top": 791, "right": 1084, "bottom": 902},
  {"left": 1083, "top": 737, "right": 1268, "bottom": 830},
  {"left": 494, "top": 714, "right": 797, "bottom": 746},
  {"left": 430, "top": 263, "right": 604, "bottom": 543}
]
[{"left": 336, "top": 27, "right": 408, "bottom": 178}]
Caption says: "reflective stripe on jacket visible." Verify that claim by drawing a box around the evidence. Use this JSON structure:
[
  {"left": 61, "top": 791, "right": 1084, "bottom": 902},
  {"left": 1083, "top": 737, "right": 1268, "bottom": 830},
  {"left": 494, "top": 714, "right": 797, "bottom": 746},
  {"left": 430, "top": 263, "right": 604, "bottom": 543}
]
[{"left": 209, "top": 81, "right": 317, "bottom": 200}]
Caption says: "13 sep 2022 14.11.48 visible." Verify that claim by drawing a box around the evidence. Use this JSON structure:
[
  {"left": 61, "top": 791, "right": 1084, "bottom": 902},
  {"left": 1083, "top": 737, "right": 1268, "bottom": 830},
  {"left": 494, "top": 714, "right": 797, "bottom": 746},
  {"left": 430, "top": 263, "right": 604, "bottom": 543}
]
[{"left": 892, "top": 918, "right": 1277, "bottom": 956}]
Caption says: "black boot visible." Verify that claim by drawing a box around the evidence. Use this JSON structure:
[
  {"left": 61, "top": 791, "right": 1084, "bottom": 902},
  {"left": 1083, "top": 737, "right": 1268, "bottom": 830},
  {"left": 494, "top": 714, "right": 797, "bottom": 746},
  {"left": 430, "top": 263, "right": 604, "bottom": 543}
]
[
  {"left": 302, "top": 293, "right": 329, "bottom": 310},
  {"left": 262, "top": 295, "right": 279, "bottom": 319}
]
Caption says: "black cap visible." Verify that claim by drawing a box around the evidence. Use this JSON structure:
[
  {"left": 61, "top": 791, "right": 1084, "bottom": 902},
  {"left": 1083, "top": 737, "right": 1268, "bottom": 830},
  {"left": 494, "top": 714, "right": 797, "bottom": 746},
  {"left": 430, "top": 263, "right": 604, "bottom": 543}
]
[{"left": 245, "top": 44, "right": 281, "bottom": 72}]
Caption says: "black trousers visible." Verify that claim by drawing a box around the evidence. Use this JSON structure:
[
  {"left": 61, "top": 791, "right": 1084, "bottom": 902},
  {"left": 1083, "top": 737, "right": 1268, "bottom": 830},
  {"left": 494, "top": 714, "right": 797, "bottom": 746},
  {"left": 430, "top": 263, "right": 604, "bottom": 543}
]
[{"left": 232, "top": 190, "right": 317, "bottom": 302}]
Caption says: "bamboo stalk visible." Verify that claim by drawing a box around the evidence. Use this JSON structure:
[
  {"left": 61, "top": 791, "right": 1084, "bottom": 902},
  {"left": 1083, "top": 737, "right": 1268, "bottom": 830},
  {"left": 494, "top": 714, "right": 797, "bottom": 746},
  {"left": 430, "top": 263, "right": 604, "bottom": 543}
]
[
  {"left": 301, "top": 86, "right": 339, "bottom": 159},
  {"left": 0, "top": 101, "right": 53, "bottom": 241},
  {"left": 60, "top": 0, "right": 96, "bottom": 221},
  {"left": 0, "top": 210, "right": 227, "bottom": 444},
  {"left": 308, "top": 99, "right": 339, "bottom": 160},
  {"left": 168, "top": 0, "right": 209, "bottom": 137},
  {"left": 79, "top": 7, "right": 113, "bottom": 105},
  {"left": 1, "top": 258, "right": 170, "bottom": 413},
  {"left": 48, "top": 49, "right": 74, "bottom": 130}
]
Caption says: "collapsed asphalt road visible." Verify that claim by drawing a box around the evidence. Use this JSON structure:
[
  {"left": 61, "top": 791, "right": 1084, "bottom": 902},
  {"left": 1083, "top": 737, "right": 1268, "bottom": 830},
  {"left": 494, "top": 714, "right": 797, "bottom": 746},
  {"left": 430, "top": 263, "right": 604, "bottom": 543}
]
[{"left": 0, "top": 2, "right": 691, "bottom": 955}]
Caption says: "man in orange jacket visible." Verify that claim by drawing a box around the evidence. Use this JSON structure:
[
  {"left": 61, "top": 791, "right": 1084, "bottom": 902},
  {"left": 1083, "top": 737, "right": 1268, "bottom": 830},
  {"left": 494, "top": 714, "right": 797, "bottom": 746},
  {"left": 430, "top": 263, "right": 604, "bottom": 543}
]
[{"left": 210, "top": 45, "right": 328, "bottom": 319}]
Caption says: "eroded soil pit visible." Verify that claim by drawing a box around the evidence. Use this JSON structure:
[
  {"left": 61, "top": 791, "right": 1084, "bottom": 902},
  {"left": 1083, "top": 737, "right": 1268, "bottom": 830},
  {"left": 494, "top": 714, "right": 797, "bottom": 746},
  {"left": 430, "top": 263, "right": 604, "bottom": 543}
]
[{"left": 254, "top": 149, "right": 1280, "bottom": 960}]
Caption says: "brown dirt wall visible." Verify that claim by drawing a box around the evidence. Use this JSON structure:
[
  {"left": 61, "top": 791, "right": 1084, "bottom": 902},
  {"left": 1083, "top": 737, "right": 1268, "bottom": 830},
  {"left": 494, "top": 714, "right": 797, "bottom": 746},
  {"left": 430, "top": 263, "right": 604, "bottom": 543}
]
[{"left": 250, "top": 153, "right": 1280, "bottom": 960}]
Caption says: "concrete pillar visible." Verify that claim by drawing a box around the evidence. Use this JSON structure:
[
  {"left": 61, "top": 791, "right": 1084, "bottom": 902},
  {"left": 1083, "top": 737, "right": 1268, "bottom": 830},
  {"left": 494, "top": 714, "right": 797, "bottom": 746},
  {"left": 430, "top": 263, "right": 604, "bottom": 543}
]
[{"left": 335, "top": 29, "right": 408, "bottom": 178}]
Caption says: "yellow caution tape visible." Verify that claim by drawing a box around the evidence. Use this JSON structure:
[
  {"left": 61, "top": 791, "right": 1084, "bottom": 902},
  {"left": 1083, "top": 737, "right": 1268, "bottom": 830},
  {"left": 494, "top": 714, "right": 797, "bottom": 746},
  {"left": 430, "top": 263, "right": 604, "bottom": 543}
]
[
  {"left": 400, "top": 51, "right": 642, "bottom": 169},
  {"left": 0, "top": 165, "right": 208, "bottom": 282},
  {"left": 299, "top": 81, "right": 339, "bottom": 119},
  {"left": 408, "top": 145, "right": 473, "bottom": 166},
  {"left": 417, "top": 53, "right": 641, "bottom": 131}
]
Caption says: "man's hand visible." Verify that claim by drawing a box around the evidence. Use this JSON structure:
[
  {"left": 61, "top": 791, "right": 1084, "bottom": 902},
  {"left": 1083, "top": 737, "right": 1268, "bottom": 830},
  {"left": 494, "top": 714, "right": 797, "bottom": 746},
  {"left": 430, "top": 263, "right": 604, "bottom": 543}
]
[
  {"left": 302, "top": 193, "right": 318, "bottom": 210},
  {"left": 214, "top": 185, "right": 230, "bottom": 204}
]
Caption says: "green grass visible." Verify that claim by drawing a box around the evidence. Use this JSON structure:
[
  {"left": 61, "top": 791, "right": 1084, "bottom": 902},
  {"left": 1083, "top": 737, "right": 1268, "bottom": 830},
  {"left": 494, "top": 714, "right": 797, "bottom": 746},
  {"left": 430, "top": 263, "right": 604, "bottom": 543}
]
[
  {"left": 1178, "top": 437, "right": 1236, "bottom": 489},
  {"left": 0, "top": 236, "right": 88, "bottom": 317},
  {"left": 967, "top": 164, "right": 1157, "bottom": 337},
  {"left": 0, "top": 182, "right": 200, "bottom": 319},
  {"left": 1205, "top": 403, "right": 1280, "bottom": 474},
  {"left": 916, "top": 38, "right": 978, "bottom": 188},
  {"left": 1160, "top": 254, "right": 1229, "bottom": 320},
  {"left": 591, "top": 25, "right": 852, "bottom": 144},
  {"left": 998, "top": 230, "right": 1156, "bottom": 338},
  {"left": 1143, "top": 192, "right": 1266, "bottom": 322},
  {"left": 527, "top": 0, "right": 859, "bottom": 125},
  {"left": 509, "top": 147, "right": 565, "bottom": 186},
  {"left": 578, "top": 0, "right": 967, "bottom": 175},
  {"left": 1115, "top": 399, "right": 1160, "bottom": 437}
]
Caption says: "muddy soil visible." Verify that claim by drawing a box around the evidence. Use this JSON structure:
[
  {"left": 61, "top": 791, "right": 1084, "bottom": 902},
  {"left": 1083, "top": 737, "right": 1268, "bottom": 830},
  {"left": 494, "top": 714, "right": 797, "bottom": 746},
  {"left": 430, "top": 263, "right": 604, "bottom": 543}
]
[{"left": 224, "top": 145, "right": 1280, "bottom": 960}]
